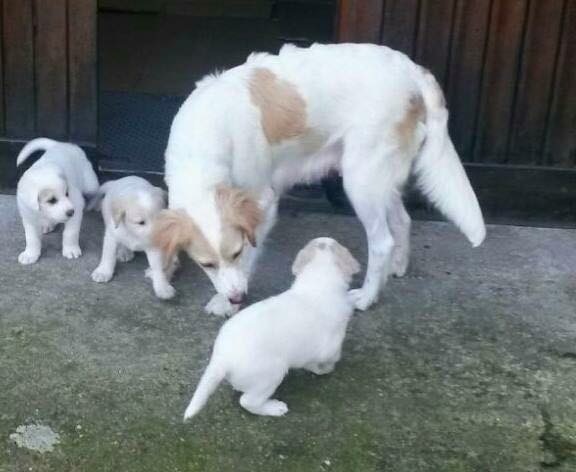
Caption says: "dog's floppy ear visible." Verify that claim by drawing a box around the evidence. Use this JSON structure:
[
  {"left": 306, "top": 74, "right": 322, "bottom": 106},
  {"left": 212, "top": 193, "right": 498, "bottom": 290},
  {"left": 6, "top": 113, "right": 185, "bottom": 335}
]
[
  {"left": 331, "top": 241, "right": 361, "bottom": 277},
  {"left": 291, "top": 241, "right": 317, "bottom": 276},
  {"left": 152, "top": 209, "right": 195, "bottom": 259},
  {"left": 216, "top": 185, "right": 262, "bottom": 247},
  {"left": 19, "top": 184, "right": 40, "bottom": 211},
  {"left": 110, "top": 200, "right": 126, "bottom": 228}
]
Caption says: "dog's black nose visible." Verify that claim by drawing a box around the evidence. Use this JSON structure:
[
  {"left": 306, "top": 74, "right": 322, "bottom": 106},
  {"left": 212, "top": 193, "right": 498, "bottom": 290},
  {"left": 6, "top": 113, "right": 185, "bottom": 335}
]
[
  {"left": 229, "top": 293, "right": 245, "bottom": 305},
  {"left": 66, "top": 209, "right": 75, "bottom": 217}
]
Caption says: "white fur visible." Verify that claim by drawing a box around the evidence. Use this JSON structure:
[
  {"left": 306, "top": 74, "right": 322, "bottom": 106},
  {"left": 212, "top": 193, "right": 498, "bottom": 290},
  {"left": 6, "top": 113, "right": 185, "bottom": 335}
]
[
  {"left": 90, "top": 176, "right": 176, "bottom": 299},
  {"left": 164, "top": 43, "right": 486, "bottom": 314},
  {"left": 183, "top": 237, "right": 359, "bottom": 419},
  {"left": 16, "top": 138, "right": 99, "bottom": 264}
]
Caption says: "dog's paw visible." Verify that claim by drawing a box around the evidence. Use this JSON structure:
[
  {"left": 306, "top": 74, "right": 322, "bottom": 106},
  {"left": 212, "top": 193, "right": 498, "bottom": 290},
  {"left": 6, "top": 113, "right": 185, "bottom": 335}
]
[
  {"left": 262, "top": 400, "right": 289, "bottom": 417},
  {"left": 116, "top": 246, "right": 134, "bottom": 263},
  {"left": 154, "top": 283, "right": 176, "bottom": 300},
  {"left": 349, "top": 288, "right": 377, "bottom": 311},
  {"left": 91, "top": 267, "right": 113, "bottom": 283},
  {"left": 42, "top": 223, "right": 56, "bottom": 234},
  {"left": 18, "top": 250, "right": 40, "bottom": 265},
  {"left": 389, "top": 251, "right": 409, "bottom": 278},
  {"left": 144, "top": 267, "right": 152, "bottom": 279},
  {"left": 63, "top": 245, "right": 82, "bottom": 259},
  {"left": 205, "top": 294, "right": 239, "bottom": 317}
]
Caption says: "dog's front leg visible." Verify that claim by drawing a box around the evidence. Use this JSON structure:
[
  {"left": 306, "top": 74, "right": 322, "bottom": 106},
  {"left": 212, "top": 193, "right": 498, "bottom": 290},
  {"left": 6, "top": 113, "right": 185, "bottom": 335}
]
[
  {"left": 145, "top": 248, "right": 176, "bottom": 300},
  {"left": 91, "top": 228, "right": 118, "bottom": 282},
  {"left": 62, "top": 195, "right": 84, "bottom": 259},
  {"left": 18, "top": 218, "right": 42, "bottom": 264}
]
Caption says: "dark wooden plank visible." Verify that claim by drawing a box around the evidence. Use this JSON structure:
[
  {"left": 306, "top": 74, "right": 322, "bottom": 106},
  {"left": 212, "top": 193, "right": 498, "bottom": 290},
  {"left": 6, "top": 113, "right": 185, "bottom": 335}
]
[
  {"left": 68, "top": 0, "right": 97, "bottom": 144},
  {"left": 545, "top": 0, "right": 576, "bottom": 168},
  {"left": 0, "top": 0, "right": 5, "bottom": 135},
  {"left": 380, "top": 0, "right": 420, "bottom": 57},
  {"left": 474, "top": 0, "right": 528, "bottom": 163},
  {"left": 415, "top": 0, "right": 457, "bottom": 86},
  {"left": 2, "top": 0, "right": 35, "bottom": 138},
  {"left": 336, "top": 0, "right": 384, "bottom": 43},
  {"left": 35, "top": 0, "right": 68, "bottom": 138},
  {"left": 445, "top": 0, "right": 492, "bottom": 160},
  {"left": 508, "top": 0, "right": 565, "bottom": 165}
]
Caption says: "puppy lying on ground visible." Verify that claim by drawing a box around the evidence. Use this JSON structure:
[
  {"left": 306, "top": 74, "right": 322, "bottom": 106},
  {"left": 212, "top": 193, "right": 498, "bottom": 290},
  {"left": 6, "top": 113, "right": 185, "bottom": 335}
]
[
  {"left": 16, "top": 138, "right": 99, "bottom": 264},
  {"left": 183, "top": 237, "right": 360, "bottom": 419},
  {"left": 90, "top": 176, "right": 176, "bottom": 299}
]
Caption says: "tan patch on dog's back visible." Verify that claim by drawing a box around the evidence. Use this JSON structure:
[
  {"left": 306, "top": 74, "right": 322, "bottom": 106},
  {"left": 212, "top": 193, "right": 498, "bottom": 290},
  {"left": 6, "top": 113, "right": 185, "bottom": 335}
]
[
  {"left": 396, "top": 94, "right": 426, "bottom": 152},
  {"left": 249, "top": 68, "right": 307, "bottom": 144}
]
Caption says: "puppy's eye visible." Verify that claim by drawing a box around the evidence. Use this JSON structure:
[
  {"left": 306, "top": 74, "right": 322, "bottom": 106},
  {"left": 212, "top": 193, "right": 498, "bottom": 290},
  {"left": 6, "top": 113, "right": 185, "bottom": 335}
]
[
  {"left": 232, "top": 248, "right": 242, "bottom": 260},
  {"left": 137, "top": 220, "right": 146, "bottom": 226},
  {"left": 65, "top": 191, "right": 69, "bottom": 197},
  {"left": 200, "top": 262, "right": 217, "bottom": 269},
  {"left": 47, "top": 197, "right": 57, "bottom": 205}
]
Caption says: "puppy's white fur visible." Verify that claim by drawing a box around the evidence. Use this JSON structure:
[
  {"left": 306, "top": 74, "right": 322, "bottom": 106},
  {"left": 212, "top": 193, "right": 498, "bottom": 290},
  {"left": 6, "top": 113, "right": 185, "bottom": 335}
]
[
  {"left": 16, "top": 138, "right": 99, "bottom": 264},
  {"left": 183, "top": 237, "right": 360, "bottom": 419},
  {"left": 90, "top": 176, "right": 176, "bottom": 299},
  {"left": 159, "top": 43, "right": 486, "bottom": 315}
]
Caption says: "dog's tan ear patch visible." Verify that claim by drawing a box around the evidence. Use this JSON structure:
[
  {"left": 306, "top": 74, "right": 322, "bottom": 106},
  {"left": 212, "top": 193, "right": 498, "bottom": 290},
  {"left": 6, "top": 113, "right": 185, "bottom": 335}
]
[
  {"left": 216, "top": 186, "right": 262, "bottom": 247},
  {"left": 291, "top": 242, "right": 317, "bottom": 276},
  {"left": 331, "top": 242, "right": 361, "bottom": 277},
  {"left": 110, "top": 200, "right": 126, "bottom": 228},
  {"left": 152, "top": 209, "right": 195, "bottom": 259},
  {"left": 249, "top": 67, "right": 307, "bottom": 144}
]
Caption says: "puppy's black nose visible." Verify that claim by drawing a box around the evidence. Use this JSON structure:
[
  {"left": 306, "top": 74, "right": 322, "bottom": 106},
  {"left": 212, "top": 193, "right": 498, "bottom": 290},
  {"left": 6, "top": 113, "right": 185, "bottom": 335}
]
[
  {"left": 229, "top": 293, "right": 245, "bottom": 305},
  {"left": 66, "top": 209, "right": 75, "bottom": 217}
]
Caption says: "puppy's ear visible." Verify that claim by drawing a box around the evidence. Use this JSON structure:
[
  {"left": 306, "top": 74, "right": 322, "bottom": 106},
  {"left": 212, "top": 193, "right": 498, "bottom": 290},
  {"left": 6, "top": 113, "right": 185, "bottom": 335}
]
[
  {"left": 152, "top": 186, "right": 168, "bottom": 208},
  {"left": 216, "top": 186, "right": 262, "bottom": 247},
  {"left": 110, "top": 201, "right": 125, "bottom": 228},
  {"left": 19, "top": 181, "right": 40, "bottom": 211},
  {"left": 291, "top": 242, "right": 316, "bottom": 276},
  {"left": 331, "top": 242, "right": 361, "bottom": 277},
  {"left": 152, "top": 209, "right": 195, "bottom": 259}
]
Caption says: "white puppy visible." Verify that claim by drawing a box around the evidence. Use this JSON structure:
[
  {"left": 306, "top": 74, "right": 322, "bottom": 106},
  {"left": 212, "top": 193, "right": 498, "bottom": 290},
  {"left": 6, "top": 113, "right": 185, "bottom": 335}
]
[
  {"left": 154, "top": 43, "right": 486, "bottom": 317},
  {"left": 16, "top": 138, "right": 99, "bottom": 264},
  {"left": 90, "top": 176, "right": 176, "bottom": 299},
  {"left": 183, "top": 237, "right": 360, "bottom": 419}
]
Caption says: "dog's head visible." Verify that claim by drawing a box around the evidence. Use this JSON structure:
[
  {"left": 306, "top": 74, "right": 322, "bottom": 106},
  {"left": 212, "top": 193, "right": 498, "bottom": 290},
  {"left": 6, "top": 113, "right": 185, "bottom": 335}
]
[
  {"left": 110, "top": 187, "right": 166, "bottom": 240},
  {"left": 18, "top": 168, "right": 75, "bottom": 223},
  {"left": 152, "top": 185, "right": 262, "bottom": 304},
  {"left": 292, "top": 237, "right": 361, "bottom": 281}
]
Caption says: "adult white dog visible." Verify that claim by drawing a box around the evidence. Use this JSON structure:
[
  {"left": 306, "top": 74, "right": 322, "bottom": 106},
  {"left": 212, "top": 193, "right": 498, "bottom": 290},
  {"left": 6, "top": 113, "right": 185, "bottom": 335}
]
[
  {"left": 153, "top": 43, "right": 486, "bottom": 316},
  {"left": 16, "top": 138, "right": 99, "bottom": 264},
  {"left": 90, "top": 176, "right": 176, "bottom": 299},
  {"left": 183, "top": 237, "right": 360, "bottom": 419}
]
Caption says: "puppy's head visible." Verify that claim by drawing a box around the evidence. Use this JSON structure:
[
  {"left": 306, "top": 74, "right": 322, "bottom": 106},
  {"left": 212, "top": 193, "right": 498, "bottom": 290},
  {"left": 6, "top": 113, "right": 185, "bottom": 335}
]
[
  {"left": 19, "top": 168, "right": 75, "bottom": 223},
  {"left": 110, "top": 187, "right": 166, "bottom": 241},
  {"left": 152, "top": 185, "right": 262, "bottom": 304},
  {"left": 292, "top": 237, "right": 361, "bottom": 281}
]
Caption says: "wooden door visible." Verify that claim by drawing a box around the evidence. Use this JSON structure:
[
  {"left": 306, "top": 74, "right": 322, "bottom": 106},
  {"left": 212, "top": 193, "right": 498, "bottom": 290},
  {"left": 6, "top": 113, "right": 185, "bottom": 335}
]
[{"left": 0, "top": 0, "right": 97, "bottom": 186}]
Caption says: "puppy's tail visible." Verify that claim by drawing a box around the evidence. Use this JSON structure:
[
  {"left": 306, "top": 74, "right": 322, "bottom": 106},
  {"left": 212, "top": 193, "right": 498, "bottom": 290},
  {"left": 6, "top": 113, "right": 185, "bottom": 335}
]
[
  {"left": 183, "top": 360, "right": 226, "bottom": 421},
  {"left": 16, "top": 138, "right": 60, "bottom": 167},
  {"left": 85, "top": 180, "right": 114, "bottom": 212},
  {"left": 412, "top": 68, "right": 486, "bottom": 247}
]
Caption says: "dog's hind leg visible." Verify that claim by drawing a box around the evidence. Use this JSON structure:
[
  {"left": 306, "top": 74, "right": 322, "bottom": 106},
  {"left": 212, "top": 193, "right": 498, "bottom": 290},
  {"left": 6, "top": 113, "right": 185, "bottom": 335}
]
[
  {"left": 387, "top": 193, "right": 411, "bottom": 277},
  {"left": 239, "top": 371, "right": 288, "bottom": 417}
]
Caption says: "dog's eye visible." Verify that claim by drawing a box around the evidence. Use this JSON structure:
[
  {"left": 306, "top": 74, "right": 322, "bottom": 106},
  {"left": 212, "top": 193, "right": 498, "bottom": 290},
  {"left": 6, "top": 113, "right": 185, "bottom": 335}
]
[
  {"left": 65, "top": 191, "right": 69, "bottom": 197},
  {"left": 200, "top": 261, "right": 217, "bottom": 269},
  {"left": 47, "top": 197, "right": 57, "bottom": 205},
  {"left": 232, "top": 248, "right": 242, "bottom": 260},
  {"left": 137, "top": 220, "right": 146, "bottom": 226}
]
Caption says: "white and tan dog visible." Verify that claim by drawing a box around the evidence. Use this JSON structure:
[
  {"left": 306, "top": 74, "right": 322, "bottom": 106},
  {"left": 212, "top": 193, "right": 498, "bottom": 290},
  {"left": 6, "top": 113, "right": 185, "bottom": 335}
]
[
  {"left": 16, "top": 138, "right": 99, "bottom": 264},
  {"left": 90, "top": 176, "right": 176, "bottom": 299},
  {"left": 183, "top": 237, "right": 360, "bottom": 419},
  {"left": 153, "top": 43, "right": 486, "bottom": 316}
]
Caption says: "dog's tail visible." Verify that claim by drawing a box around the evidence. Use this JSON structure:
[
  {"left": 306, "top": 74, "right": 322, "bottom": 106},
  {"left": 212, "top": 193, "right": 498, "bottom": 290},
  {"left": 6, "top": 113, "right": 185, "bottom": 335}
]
[
  {"left": 412, "top": 68, "right": 486, "bottom": 247},
  {"left": 85, "top": 180, "right": 115, "bottom": 212},
  {"left": 183, "top": 359, "right": 226, "bottom": 421},
  {"left": 16, "top": 138, "right": 60, "bottom": 167}
]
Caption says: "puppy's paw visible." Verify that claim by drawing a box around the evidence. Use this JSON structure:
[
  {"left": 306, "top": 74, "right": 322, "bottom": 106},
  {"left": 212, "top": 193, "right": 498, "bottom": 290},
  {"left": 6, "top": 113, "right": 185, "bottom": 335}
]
[
  {"left": 63, "top": 245, "right": 82, "bottom": 259},
  {"left": 42, "top": 223, "right": 56, "bottom": 234},
  {"left": 144, "top": 267, "right": 152, "bottom": 279},
  {"left": 389, "top": 251, "right": 409, "bottom": 278},
  {"left": 205, "top": 294, "right": 239, "bottom": 317},
  {"left": 18, "top": 250, "right": 40, "bottom": 265},
  {"left": 349, "top": 288, "right": 377, "bottom": 311},
  {"left": 154, "top": 283, "right": 176, "bottom": 300},
  {"left": 91, "top": 267, "right": 113, "bottom": 283},
  {"left": 262, "top": 400, "right": 289, "bottom": 417},
  {"left": 116, "top": 246, "right": 134, "bottom": 263}
]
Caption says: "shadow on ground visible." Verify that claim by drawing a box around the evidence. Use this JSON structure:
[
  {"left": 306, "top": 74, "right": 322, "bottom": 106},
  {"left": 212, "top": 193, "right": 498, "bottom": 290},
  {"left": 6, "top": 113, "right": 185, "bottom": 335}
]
[{"left": 1, "top": 195, "right": 576, "bottom": 471}]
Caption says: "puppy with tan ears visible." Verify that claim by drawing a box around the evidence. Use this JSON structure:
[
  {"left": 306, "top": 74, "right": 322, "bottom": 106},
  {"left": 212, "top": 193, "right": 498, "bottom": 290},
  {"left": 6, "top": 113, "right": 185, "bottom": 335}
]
[
  {"left": 16, "top": 138, "right": 99, "bottom": 264},
  {"left": 183, "top": 237, "right": 360, "bottom": 420},
  {"left": 90, "top": 176, "right": 176, "bottom": 299}
]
